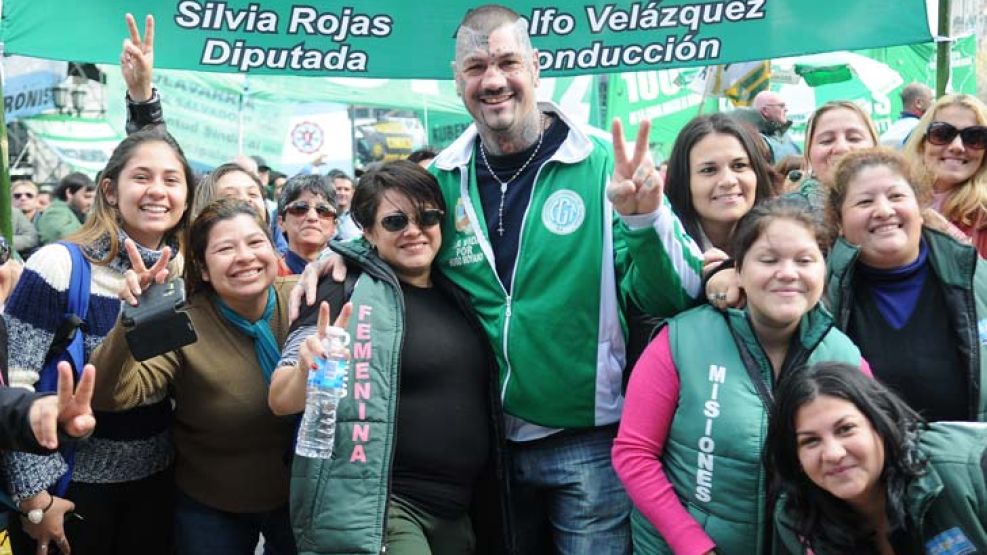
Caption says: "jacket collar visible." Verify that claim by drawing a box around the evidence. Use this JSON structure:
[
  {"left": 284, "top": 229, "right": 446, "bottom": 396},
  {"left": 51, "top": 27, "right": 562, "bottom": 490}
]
[
  {"left": 434, "top": 100, "right": 594, "bottom": 170},
  {"left": 829, "top": 227, "right": 976, "bottom": 291}
]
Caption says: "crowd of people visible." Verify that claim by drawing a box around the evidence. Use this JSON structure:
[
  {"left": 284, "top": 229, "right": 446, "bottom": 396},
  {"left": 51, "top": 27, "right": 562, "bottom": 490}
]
[{"left": 0, "top": 4, "right": 985, "bottom": 555}]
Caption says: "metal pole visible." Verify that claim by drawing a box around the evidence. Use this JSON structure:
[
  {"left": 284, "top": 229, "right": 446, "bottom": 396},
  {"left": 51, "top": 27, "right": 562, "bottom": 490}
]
[
  {"left": 936, "top": 0, "right": 952, "bottom": 97},
  {"left": 0, "top": 55, "right": 13, "bottom": 246}
]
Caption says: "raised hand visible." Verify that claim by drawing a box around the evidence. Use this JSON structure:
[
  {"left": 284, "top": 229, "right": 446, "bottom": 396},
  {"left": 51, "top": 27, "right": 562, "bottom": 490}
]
[
  {"left": 121, "top": 13, "right": 155, "bottom": 102},
  {"left": 608, "top": 119, "right": 663, "bottom": 216},
  {"left": 28, "top": 362, "right": 95, "bottom": 450},
  {"left": 297, "top": 301, "right": 353, "bottom": 374},
  {"left": 119, "top": 238, "right": 171, "bottom": 306}
]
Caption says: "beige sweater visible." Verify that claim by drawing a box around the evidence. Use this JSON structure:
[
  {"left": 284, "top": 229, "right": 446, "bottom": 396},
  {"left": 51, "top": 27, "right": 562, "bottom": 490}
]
[{"left": 91, "top": 277, "right": 298, "bottom": 513}]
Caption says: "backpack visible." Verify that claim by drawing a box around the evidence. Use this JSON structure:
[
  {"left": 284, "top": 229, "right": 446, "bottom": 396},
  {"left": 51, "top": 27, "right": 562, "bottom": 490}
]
[{"left": 37, "top": 242, "right": 91, "bottom": 497}]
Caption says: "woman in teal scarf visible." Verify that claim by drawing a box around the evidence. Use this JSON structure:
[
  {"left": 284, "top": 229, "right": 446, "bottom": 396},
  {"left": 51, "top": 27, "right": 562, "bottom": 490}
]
[{"left": 90, "top": 198, "right": 302, "bottom": 555}]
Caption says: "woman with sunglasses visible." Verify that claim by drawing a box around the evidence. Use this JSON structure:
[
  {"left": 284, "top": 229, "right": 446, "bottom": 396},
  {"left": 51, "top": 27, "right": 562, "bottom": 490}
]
[
  {"left": 765, "top": 361, "right": 987, "bottom": 555},
  {"left": 904, "top": 94, "right": 987, "bottom": 258},
  {"left": 275, "top": 174, "right": 338, "bottom": 276},
  {"left": 825, "top": 148, "right": 987, "bottom": 423},
  {"left": 269, "top": 160, "right": 512, "bottom": 554}
]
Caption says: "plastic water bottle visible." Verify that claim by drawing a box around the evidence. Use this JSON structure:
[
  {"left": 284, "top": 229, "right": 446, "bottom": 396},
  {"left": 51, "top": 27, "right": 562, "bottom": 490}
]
[{"left": 295, "top": 327, "right": 350, "bottom": 459}]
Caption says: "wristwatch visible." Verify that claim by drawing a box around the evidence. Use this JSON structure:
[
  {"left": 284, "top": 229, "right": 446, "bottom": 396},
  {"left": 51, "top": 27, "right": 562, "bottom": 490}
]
[{"left": 21, "top": 492, "right": 53, "bottom": 524}]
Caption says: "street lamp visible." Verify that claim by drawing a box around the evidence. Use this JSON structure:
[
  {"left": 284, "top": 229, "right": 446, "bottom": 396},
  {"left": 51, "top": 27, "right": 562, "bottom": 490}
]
[
  {"left": 52, "top": 85, "right": 69, "bottom": 114},
  {"left": 70, "top": 88, "right": 86, "bottom": 117}
]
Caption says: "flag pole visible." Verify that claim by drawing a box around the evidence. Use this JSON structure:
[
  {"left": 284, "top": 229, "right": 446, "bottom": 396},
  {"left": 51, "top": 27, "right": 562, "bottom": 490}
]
[{"left": 935, "top": 0, "right": 951, "bottom": 97}]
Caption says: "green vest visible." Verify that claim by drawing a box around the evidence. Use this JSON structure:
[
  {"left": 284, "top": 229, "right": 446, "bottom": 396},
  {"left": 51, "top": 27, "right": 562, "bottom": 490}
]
[
  {"left": 290, "top": 241, "right": 404, "bottom": 555},
  {"left": 632, "top": 305, "right": 862, "bottom": 555},
  {"left": 827, "top": 227, "right": 987, "bottom": 422}
]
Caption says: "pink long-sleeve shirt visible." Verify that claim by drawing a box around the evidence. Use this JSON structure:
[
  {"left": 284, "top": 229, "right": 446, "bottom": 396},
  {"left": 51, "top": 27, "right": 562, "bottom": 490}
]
[{"left": 612, "top": 327, "right": 870, "bottom": 555}]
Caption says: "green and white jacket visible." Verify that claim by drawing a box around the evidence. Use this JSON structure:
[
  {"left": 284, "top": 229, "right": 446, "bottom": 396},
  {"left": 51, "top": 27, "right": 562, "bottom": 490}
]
[{"left": 431, "top": 101, "right": 704, "bottom": 430}]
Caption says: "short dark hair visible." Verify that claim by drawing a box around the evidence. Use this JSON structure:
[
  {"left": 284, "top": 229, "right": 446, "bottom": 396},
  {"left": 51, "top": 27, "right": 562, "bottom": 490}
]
[
  {"left": 268, "top": 171, "right": 287, "bottom": 183},
  {"left": 764, "top": 362, "right": 927, "bottom": 553},
  {"left": 55, "top": 172, "right": 95, "bottom": 200},
  {"left": 278, "top": 174, "right": 336, "bottom": 216},
  {"left": 327, "top": 169, "right": 352, "bottom": 183},
  {"left": 351, "top": 160, "right": 446, "bottom": 231},
  {"left": 732, "top": 195, "right": 828, "bottom": 269},
  {"left": 407, "top": 148, "right": 439, "bottom": 165},
  {"left": 665, "top": 113, "right": 775, "bottom": 252},
  {"left": 185, "top": 198, "right": 271, "bottom": 296}
]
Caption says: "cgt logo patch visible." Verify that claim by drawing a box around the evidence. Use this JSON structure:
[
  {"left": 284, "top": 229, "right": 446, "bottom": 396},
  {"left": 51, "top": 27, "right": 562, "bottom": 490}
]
[
  {"left": 542, "top": 190, "right": 585, "bottom": 235},
  {"left": 926, "top": 527, "right": 976, "bottom": 555}
]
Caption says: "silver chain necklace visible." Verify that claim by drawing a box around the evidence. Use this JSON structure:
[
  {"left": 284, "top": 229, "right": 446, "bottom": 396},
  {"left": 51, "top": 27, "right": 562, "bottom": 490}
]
[{"left": 479, "top": 116, "right": 546, "bottom": 237}]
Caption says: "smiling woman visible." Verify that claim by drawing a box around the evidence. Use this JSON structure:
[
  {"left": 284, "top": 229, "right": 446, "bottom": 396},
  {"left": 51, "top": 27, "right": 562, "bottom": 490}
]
[
  {"left": 2, "top": 126, "right": 194, "bottom": 555},
  {"left": 665, "top": 113, "right": 775, "bottom": 253},
  {"left": 903, "top": 94, "right": 987, "bottom": 257},
  {"left": 90, "top": 198, "right": 299, "bottom": 554},
  {"left": 766, "top": 361, "right": 987, "bottom": 555},
  {"left": 613, "top": 196, "right": 869, "bottom": 554},
  {"left": 824, "top": 148, "right": 987, "bottom": 423}
]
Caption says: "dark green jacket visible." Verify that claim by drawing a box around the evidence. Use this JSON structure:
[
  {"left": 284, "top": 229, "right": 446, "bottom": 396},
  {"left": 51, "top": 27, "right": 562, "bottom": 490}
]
[
  {"left": 631, "top": 304, "right": 863, "bottom": 554},
  {"left": 775, "top": 422, "right": 987, "bottom": 554},
  {"left": 289, "top": 240, "right": 514, "bottom": 554},
  {"left": 827, "top": 227, "right": 987, "bottom": 421},
  {"left": 35, "top": 198, "right": 82, "bottom": 245}
]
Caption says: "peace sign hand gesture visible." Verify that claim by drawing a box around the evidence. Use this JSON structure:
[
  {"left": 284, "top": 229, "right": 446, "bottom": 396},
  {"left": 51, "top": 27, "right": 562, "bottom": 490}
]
[
  {"left": 607, "top": 119, "right": 663, "bottom": 216},
  {"left": 297, "top": 301, "right": 353, "bottom": 376},
  {"left": 121, "top": 13, "right": 155, "bottom": 102},
  {"left": 29, "top": 362, "right": 96, "bottom": 450},
  {"left": 119, "top": 238, "right": 172, "bottom": 306}
]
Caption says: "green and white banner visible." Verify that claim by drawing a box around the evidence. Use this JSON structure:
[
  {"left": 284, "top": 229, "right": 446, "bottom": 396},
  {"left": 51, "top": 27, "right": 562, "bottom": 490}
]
[
  {"left": 1, "top": 1, "right": 931, "bottom": 78},
  {"left": 19, "top": 115, "right": 124, "bottom": 174}
]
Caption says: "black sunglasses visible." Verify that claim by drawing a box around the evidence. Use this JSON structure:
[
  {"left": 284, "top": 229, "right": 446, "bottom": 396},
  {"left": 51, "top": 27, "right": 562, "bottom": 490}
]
[
  {"left": 12, "top": 192, "right": 35, "bottom": 199},
  {"left": 925, "top": 121, "right": 987, "bottom": 150},
  {"left": 380, "top": 208, "right": 444, "bottom": 232},
  {"left": 284, "top": 201, "right": 336, "bottom": 220}
]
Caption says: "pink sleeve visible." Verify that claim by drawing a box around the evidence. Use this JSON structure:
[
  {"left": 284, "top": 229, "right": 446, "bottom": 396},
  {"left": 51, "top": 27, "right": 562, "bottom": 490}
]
[
  {"left": 613, "top": 327, "right": 716, "bottom": 555},
  {"left": 859, "top": 357, "right": 873, "bottom": 377}
]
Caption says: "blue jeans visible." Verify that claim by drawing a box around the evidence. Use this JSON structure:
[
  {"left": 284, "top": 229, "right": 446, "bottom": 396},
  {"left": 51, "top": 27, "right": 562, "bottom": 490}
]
[
  {"left": 509, "top": 425, "right": 631, "bottom": 554},
  {"left": 174, "top": 489, "right": 296, "bottom": 555}
]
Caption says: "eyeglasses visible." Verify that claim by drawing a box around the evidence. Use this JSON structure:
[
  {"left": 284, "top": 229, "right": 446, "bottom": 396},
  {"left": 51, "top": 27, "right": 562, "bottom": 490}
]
[
  {"left": 380, "top": 208, "right": 444, "bottom": 232},
  {"left": 12, "top": 192, "right": 35, "bottom": 199},
  {"left": 925, "top": 121, "right": 987, "bottom": 150},
  {"left": 765, "top": 103, "right": 787, "bottom": 109},
  {"left": 284, "top": 201, "right": 336, "bottom": 220}
]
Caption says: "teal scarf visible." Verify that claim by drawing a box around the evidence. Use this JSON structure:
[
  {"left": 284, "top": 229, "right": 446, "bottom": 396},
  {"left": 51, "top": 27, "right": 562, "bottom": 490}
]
[{"left": 214, "top": 286, "right": 279, "bottom": 384}]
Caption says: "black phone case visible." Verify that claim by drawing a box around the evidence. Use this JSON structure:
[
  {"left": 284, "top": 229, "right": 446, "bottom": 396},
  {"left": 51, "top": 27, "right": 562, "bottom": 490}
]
[{"left": 121, "top": 278, "right": 198, "bottom": 361}]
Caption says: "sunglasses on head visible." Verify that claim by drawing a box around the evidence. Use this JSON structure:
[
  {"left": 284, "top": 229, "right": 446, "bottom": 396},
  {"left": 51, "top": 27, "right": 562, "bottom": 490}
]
[
  {"left": 12, "top": 192, "right": 35, "bottom": 199},
  {"left": 925, "top": 121, "right": 987, "bottom": 150},
  {"left": 380, "top": 208, "right": 444, "bottom": 232},
  {"left": 284, "top": 200, "right": 336, "bottom": 220}
]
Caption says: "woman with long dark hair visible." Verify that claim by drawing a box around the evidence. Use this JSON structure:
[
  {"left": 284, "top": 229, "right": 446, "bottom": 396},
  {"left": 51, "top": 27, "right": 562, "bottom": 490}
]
[
  {"left": 766, "top": 361, "right": 987, "bottom": 554},
  {"left": 3, "top": 126, "right": 193, "bottom": 554}
]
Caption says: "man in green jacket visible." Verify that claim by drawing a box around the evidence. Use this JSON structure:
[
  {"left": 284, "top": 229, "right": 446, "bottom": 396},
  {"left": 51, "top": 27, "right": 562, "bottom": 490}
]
[
  {"left": 430, "top": 6, "right": 702, "bottom": 553},
  {"left": 36, "top": 173, "right": 95, "bottom": 245}
]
